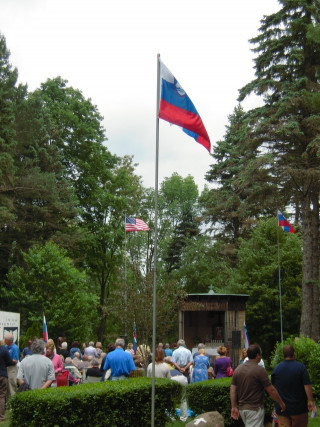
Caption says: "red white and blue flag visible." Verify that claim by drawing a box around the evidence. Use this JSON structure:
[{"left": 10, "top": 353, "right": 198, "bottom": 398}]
[
  {"left": 158, "top": 60, "right": 211, "bottom": 152},
  {"left": 133, "top": 322, "right": 138, "bottom": 353},
  {"left": 243, "top": 322, "right": 250, "bottom": 349},
  {"left": 43, "top": 315, "right": 48, "bottom": 343},
  {"left": 125, "top": 216, "right": 149, "bottom": 232},
  {"left": 278, "top": 210, "right": 295, "bottom": 233}
]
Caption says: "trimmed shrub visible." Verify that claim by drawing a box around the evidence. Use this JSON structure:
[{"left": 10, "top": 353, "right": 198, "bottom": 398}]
[
  {"left": 10, "top": 377, "right": 182, "bottom": 426},
  {"left": 186, "top": 378, "right": 274, "bottom": 427},
  {"left": 271, "top": 336, "right": 320, "bottom": 400}
]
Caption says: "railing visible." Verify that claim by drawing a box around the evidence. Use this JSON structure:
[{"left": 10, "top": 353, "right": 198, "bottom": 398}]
[{"left": 204, "top": 341, "right": 224, "bottom": 348}]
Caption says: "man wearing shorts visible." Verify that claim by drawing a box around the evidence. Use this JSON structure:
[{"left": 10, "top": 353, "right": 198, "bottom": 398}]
[{"left": 230, "top": 344, "right": 285, "bottom": 427}]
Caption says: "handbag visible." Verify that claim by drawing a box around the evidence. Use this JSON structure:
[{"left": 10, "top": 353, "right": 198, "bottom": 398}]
[{"left": 226, "top": 357, "right": 234, "bottom": 377}]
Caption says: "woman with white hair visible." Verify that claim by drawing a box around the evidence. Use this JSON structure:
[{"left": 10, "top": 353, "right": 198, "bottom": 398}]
[
  {"left": 192, "top": 347, "right": 210, "bottom": 383},
  {"left": 58, "top": 341, "right": 70, "bottom": 359}
]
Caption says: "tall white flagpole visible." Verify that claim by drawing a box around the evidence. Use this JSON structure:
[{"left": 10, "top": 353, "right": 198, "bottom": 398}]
[
  {"left": 151, "top": 53, "right": 161, "bottom": 427},
  {"left": 124, "top": 214, "right": 128, "bottom": 338}
]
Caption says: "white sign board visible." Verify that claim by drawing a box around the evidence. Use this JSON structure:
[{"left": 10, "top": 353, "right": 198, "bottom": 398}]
[
  {"left": 0, "top": 310, "right": 20, "bottom": 345},
  {"left": 192, "top": 347, "right": 219, "bottom": 356}
]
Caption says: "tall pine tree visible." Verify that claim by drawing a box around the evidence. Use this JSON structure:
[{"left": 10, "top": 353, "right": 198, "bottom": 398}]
[
  {"left": 203, "top": 105, "right": 276, "bottom": 248},
  {"left": 239, "top": 0, "right": 320, "bottom": 339},
  {"left": 0, "top": 34, "right": 18, "bottom": 226}
]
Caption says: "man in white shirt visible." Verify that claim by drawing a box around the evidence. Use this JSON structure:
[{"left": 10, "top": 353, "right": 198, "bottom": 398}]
[
  {"left": 244, "top": 356, "right": 265, "bottom": 368},
  {"left": 84, "top": 341, "right": 98, "bottom": 358},
  {"left": 171, "top": 339, "right": 193, "bottom": 382}
]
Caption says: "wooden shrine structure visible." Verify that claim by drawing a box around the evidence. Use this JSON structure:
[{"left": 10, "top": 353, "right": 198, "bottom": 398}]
[{"left": 178, "top": 289, "right": 249, "bottom": 365}]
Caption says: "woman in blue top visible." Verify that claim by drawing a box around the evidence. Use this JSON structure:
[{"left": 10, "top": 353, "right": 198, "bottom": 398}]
[
  {"left": 192, "top": 348, "right": 210, "bottom": 383},
  {"left": 69, "top": 341, "right": 82, "bottom": 360}
]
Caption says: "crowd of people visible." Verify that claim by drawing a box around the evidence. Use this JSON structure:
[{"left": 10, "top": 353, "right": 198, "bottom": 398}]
[
  {"left": 0, "top": 334, "right": 110, "bottom": 422},
  {"left": 0, "top": 334, "right": 316, "bottom": 425}
]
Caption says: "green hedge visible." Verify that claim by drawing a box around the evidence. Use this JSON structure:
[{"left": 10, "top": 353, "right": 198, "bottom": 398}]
[
  {"left": 10, "top": 378, "right": 182, "bottom": 427},
  {"left": 186, "top": 378, "right": 274, "bottom": 427}
]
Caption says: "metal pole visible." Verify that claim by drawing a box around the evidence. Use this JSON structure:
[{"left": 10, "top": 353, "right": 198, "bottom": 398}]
[
  {"left": 124, "top": 214, "right": 127, "bottom": 337},
  {"left": 151, "top": 53, "right": 160, "bottom": 427},
  {"left": 124, "top": 214, "right": 127, "bottom": 284},
  {"left": 277, "top": 210, "right": 284, "bottom": 343}
]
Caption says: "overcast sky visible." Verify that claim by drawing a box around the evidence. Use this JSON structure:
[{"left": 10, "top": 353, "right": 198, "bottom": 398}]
[{"left": 0, "top": 0, "right": 280, "bottom": 191}]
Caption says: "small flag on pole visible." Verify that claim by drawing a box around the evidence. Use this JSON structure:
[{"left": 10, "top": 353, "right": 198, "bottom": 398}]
[
  {"left": 133, "top": 322, "right": 138, "bottom": 353},
  {"left": 158, "top": 60, "right": 211, "bottom": 152},
  {"left": 278, "top": 210, "right": 295, "bottom": 233},
  {"left": 43, "top": 315, "right": 48, "bottom": 343},
  {"left": 243, "top": 322, "right": 250, "bottom": 349},
  {"left": 125, "top": 216, "right": 149, "bottom": 232}
]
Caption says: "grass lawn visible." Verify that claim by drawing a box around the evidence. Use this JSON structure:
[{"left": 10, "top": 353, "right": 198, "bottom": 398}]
[
  {"left": 165, "top": 413, "right": 320, "bottom": 426},
  {"left": 2, "top": 410, "right": 10, "bottom": 427},
  {"left": 309, "top": 416, "right": 320, "bottom": 427},
  {"left": 3, "top": 409, "right": 320, "bottom": 426}
]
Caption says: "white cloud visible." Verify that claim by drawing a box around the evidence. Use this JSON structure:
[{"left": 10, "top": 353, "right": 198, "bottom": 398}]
[{"left": 0, "top": 0, "right": 279, "bottom": 190}]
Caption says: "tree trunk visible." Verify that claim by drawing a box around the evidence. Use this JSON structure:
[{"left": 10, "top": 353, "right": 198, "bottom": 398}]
[
  {"left": 300, "top": 196, "right": 319, "bottom": 340},
  {"left": 311, "top": 195, "right": 319, "bottom": 340}
]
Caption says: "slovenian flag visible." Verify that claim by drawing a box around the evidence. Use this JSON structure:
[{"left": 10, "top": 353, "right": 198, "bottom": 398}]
[
  {"left": 133, "top": 322, "right": 138, "bottom": 353},
  {"left": 278, "top": 210, "right": 295, "bottom": 233},
  {"left": 43, "top": 315, "right": 48, "bottom": 343},
  {"left": 158, "top": 60, "right": 211, "bottom": 152},
  {"left": 243, "top": 322, "right": 250, "bottom": 349}
]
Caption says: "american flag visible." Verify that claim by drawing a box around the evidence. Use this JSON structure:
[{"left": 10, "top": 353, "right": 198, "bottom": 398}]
[{"left": 125, "top": 216, "right": 149, "bottom": 232}]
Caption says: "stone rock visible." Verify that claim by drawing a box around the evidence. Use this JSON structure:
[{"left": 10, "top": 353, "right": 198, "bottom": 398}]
[{"left": 186, "top": 411, "right": 224, "bottom": 426}]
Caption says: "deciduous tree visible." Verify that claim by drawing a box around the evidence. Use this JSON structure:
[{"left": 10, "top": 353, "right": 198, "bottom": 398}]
[{"left": 6, "top": 242, "right": 98, "bottom": 341}]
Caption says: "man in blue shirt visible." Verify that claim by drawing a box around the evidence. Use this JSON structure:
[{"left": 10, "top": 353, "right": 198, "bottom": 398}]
[
  {"left": 4, "top": 333, "right": 19, "bottom": 397},
  {"left": 103, "top": 338, "right": 135, "bottom": 380},
  {"left": 22, "top": 340, "right": 33, "bottom": 358},
  {"left": 272, "top": 345, "right": 314, "bottom": 427},
  {"left": 164, "top": 343, "right": 173, "bottom": 357}
]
